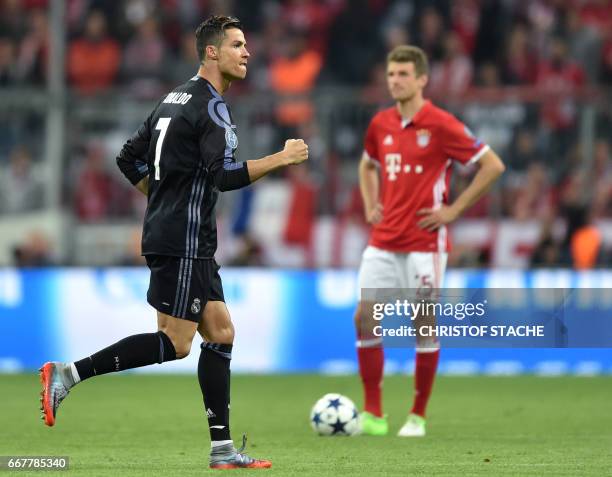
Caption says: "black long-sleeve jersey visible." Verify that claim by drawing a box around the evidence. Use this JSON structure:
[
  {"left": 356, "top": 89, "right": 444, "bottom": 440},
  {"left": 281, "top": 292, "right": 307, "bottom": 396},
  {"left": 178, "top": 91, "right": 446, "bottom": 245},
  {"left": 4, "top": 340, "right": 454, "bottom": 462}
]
[{"left": 116, "top": 76, "right": 251, "bottom": 258}]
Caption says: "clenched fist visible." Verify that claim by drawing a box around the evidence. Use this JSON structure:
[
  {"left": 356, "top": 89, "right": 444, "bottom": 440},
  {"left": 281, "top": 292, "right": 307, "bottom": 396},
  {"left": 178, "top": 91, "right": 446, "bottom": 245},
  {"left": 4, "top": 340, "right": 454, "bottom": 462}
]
[{"left": 283, "top": 139, "right": 309, "bottom": 165}]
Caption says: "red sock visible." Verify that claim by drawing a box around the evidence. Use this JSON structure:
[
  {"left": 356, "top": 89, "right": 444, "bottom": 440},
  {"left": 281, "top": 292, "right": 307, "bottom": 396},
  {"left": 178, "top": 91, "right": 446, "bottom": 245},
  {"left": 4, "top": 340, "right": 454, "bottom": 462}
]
[
  {"left": 357, "top": 345, "right": 384, "bottom": 417},
  {"left": 411, "top": 348, "right": 440, "bottom": 418}
]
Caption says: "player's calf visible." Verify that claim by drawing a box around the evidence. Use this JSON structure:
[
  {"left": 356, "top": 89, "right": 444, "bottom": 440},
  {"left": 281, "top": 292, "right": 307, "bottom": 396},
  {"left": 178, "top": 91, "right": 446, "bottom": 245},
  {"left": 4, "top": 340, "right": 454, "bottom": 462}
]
[
  {"left": 355, "top": 301, "right": 385, "bottom": 420},
  {"left": 39, "top": 331, "right": 180, "bottom": 426}
]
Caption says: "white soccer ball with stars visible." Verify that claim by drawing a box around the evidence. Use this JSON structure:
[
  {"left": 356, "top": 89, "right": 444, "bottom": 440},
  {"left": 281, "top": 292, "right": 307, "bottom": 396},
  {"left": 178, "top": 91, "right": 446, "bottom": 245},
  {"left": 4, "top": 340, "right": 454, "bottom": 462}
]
[{"left": 310, "top": 393, "right": 359, "bottom": 436}]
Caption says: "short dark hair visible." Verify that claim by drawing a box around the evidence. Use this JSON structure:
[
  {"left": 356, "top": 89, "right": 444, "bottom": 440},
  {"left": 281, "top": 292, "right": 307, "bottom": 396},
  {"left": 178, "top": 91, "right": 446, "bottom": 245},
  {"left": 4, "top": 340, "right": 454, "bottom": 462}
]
[
  {"left": 387, "top": 45, "right": 429, "bottom": 77},
  {"left": 195, "top": 15, "right": 243, "bottom": 63}
]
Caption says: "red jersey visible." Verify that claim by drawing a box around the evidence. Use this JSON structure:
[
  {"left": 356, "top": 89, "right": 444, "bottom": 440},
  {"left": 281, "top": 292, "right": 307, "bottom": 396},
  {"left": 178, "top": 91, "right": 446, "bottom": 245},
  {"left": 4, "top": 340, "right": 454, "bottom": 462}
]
[{"left": 364, "top": 100, "right": 488, "bottom": 253}]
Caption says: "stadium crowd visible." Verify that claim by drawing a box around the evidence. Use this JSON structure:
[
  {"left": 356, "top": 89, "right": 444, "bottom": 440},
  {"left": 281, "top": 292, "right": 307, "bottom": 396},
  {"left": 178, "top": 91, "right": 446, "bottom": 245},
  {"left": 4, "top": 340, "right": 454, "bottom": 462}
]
[{"left": 0, "top": 0, "right": 611, "bottom": 268}]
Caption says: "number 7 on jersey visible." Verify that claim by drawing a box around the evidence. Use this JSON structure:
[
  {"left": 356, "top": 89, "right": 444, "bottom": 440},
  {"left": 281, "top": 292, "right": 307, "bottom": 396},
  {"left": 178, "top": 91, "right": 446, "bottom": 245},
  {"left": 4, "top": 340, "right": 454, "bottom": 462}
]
[{"left": 154, "top": 117, "right": 171, "bottom": 180}]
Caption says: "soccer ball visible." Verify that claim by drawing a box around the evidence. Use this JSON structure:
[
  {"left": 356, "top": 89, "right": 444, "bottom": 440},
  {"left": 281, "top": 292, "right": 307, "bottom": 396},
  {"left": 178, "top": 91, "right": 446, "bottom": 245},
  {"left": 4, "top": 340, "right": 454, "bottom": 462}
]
[{"left": 309, "top": 393, "right": 359, "bottom": 436}]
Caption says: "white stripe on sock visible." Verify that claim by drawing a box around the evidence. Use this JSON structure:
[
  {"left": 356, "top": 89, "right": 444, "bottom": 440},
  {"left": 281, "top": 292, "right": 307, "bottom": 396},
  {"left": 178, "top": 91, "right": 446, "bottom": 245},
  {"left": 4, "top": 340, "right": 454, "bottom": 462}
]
[
  {"left": 69, "top": 362, "right": 81, "bottom": 384},
  {"left": 211, "top": 440, "right": 233, "bottom": 449},
  {"left": 356, "top": 338, "right": 383, "bottom": 348},
  {"left": 416, "top": 341, "right": 440, "bottom": 353}
]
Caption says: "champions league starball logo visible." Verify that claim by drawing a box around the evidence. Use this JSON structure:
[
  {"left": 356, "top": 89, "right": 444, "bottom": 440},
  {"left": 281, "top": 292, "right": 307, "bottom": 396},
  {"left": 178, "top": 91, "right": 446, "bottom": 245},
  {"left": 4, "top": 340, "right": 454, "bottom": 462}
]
[{"left": 225, "top": 127, "right": 238, "bottom": 149}]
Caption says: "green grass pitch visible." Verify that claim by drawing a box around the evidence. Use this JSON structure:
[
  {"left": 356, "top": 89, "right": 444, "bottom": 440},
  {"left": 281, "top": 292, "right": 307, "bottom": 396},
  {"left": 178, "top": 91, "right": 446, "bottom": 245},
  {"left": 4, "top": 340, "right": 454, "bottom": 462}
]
[{"left": 1, "top": 374, "right": 611, "bottom": 476}]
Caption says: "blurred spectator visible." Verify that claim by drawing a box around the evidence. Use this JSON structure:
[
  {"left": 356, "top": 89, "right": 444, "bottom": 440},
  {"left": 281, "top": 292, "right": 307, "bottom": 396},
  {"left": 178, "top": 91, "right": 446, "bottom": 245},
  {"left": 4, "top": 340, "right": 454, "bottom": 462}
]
[
  {"left": 564, "top": 6, "right": 602, "bottom": 83},
  {"left": 73, "top": 142, "right": 116, "bottom": 221},
  {"left": 121, "top": 15, "right": 167, "bottom": 98},
  {"left": 578, "top": 0, "right": 612, "bottom": 36},
  {"left": 15, "top": 9, "right": 48, "bottom": 84},
  {"left": 450, "top": 0, "right": 480, "bottom": 55},
  {"left": 0, "top": 0, "right": 27, "bottom": 41},
  {"left": 500, "top": 25, "right": 538, "bottom": 85},
  {"left": 17, "top": 10, "right": 49, "bottom": 84},
  {"left": 0, "top": 145, "right": 43, "bottom": 214},
  {"left": 591, "top": 140, "right": 612, "bottom": 217},
  {"left": 508, "top": 128, "right": 539, "bottom": 172},
  {"left": 558, "top": 167, "right": 587, "bottom": 211},
  {"left": 507, "top": 162, "right": 554, "bottom": 221},
  {"left": 536, "top": 36, "right": 586, "bottom": 162},
  {"left": 464, "top": 67, "right": 528, "bottom": 158},
  {"left": 12, "top": 230, "right": 54, "bottom": 267},
  {"left": 323, "top": 0, "right": 382, "bottom": 85},
  {"left": 67, "top": 10, "right": 121, "bottom": 94},
  {"left": 157, "top": 0, "right": 183, "bottom": 53},
  {"left": 269, "top": 30, "right": 322, "bottom": 133},
  {"left": 0, "top": 36, "right": 17, "bottom": 86},
  {"left": 380, "top": 0, "right": 414, "bottom": 41},
  {"left": 530, "top": 219, "right": 560, "bottom": 268},
  {"left": 416, "top": 6, "right": 445, "bottom": 63},
  {"left": 601, "top": 33, "right": 612, "bottom": 84},
  {"left": 169, "top": 31, "right": 198, "bottom": 85},
  {"left": 242, "top": 18, "right": 282, "bottom": 92},
  {"left": 555, "top": 167, "right": 596, "bottom": 266},
  {"left": 428, "top": 31, "right": 473, "bottom": 97},
  {"left": 283, "top": 164, "right": 317, "bottom": 266},
  {"left": 280, "top": 0, "right": 340, "bottom": 55},
  {"left": 564, "top": 204, "right": 602, "bottom": 270},
  {"left": 382, "top": 24, "right": 410, "bottom": 52},
  {"left": 525, "top": 0, "right": 558, "bottom": 56},
  {"left": 361, "top": 62, "right": 388, "bottom": 105},
  {"left": 476, "top": 61, "right": 499, "bottom": 87},
  {"left": 536, "top": 37, "right": 585, "bottom": 131},
  {"left": 471, "top": 0, "right": 506, "bottom": 65}
]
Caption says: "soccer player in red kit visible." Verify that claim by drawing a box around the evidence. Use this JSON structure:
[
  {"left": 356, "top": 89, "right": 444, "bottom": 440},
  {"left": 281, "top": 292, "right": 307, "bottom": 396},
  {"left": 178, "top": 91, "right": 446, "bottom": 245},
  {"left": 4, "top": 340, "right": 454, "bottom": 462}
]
[{"left": 355, "top": 45, "right": 505, "bottom": 437}]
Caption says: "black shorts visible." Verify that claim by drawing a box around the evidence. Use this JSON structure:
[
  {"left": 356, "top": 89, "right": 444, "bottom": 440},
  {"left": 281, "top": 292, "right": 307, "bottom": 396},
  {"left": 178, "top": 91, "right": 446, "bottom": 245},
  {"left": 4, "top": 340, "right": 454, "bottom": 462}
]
[{"left": 145, "top": 255, "right": 224, "bottom": 323}]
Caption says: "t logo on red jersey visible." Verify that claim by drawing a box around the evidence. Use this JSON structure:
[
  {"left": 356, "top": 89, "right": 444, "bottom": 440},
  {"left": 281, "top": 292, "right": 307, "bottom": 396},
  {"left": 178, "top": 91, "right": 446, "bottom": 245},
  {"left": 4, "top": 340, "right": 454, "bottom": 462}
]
[{"left": 385, "top": 153, "right": 401, "bottom": 181}]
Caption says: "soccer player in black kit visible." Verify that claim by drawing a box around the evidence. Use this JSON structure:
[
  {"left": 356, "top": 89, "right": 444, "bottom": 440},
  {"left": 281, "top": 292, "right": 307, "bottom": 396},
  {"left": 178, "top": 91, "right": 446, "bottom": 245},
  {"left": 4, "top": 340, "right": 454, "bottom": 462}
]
[{"left": 39, "top": 15, "right": 308, "bottom": 470}]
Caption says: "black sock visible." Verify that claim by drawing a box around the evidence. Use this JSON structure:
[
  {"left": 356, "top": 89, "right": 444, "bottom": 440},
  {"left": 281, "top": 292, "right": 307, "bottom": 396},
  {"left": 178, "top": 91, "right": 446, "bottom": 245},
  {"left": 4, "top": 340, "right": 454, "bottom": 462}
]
[
  {"left": 74, "top": 331, "right": 176, "bottom": 381},
  {"left": 198, "top": 342, "right": 232, "bottom": 442}
]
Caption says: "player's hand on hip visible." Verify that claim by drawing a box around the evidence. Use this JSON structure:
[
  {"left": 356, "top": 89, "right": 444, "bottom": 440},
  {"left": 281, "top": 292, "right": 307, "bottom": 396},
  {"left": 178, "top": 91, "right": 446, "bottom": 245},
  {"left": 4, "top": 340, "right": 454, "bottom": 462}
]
[
  {"left": 283, "top": 139, "right": 309, "bottom": 165},
  {"left": 416, "top": 205, "right": 458, "bottom": 231},
  {"left": 366, "top": 202, "right": 383, "bottom": 224}
]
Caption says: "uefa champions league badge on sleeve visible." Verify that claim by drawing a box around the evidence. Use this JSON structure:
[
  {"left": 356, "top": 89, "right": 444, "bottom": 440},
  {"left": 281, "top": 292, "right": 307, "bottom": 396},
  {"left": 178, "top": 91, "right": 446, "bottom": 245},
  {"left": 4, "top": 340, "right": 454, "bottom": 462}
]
[{"left": 225, "top": 127, "right": 238, "bottom": 150}]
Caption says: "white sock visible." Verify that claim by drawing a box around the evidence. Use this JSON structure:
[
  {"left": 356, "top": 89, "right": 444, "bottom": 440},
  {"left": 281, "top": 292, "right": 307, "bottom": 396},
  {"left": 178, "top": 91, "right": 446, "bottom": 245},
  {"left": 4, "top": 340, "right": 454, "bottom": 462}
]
[
  {"left": 211, "top": 440, "right": 233, "bottom": 449},
  {"left": 69, "top": 362, "right": 81, "bottom": 384}
]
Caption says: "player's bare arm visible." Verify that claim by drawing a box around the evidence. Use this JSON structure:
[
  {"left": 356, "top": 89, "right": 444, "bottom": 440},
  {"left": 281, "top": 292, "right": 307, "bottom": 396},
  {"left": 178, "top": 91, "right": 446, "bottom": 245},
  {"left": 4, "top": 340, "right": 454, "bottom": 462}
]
[
  {"left": 417, "top": 148, "right": 505, "bottom": 231},
  {"left": 359, "top": 152, "right": 383, "bottom": 224},
  {"left": 246, "top": 139, "right": 309, "bottom": 183}
]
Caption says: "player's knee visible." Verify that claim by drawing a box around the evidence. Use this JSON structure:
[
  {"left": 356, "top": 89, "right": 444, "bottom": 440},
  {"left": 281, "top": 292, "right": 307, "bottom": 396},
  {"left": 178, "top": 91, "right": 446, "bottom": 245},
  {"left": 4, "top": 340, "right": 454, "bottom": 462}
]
[
  {"left": 159, "top": 328, "right": 192, "bottom": 359},
  {"left": 174, "top": 342, "right": 192, "bottom": 359},
  {"left": 208, "top": 323, "right": 234, "bottom": 344},
  {"left": 166, "top": 336, "right": 191, "bottom": 359}
]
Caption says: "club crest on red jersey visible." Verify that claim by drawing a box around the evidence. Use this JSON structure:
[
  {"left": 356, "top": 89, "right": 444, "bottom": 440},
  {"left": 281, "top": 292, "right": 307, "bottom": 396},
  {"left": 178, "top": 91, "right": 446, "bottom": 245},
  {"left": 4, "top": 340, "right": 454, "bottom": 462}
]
[{"left": 416, "top": 129, "right": 431, "bottom": 148}]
